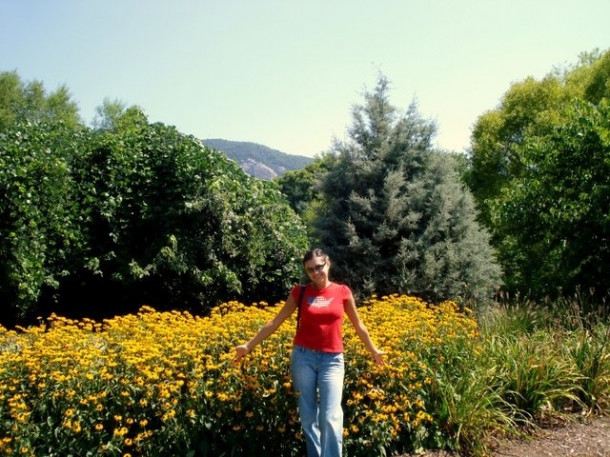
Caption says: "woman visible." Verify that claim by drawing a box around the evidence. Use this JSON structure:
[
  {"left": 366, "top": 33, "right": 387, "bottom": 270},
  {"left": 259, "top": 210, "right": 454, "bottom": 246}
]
[{"left": 234, "top": 248, "right": 384, "bottom": 457}]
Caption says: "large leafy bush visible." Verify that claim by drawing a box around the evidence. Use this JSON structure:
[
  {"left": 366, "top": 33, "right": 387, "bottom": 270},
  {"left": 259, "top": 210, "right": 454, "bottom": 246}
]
[
  {"left": 0, "top": 113, "right": 307, "bottom": 324},
  {"left": 0, "top": 122, "right": 87, "bottom": 322}
]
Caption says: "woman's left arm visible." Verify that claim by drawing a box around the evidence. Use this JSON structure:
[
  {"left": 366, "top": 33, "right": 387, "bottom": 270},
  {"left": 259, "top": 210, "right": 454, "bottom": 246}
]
[{"left": 345, "top": 293, "right": 385, "bottom": 366}]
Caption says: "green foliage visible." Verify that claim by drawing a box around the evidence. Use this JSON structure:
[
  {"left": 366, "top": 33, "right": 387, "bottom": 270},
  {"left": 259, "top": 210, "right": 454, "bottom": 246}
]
[
  {"left": 0, "top": 71, "right": 81, "bottom": 130},
  {"left": 1, "top": 98, "right": 308, "bottom": 323},
  {"left": 489, "top": 97, "right": 610, "bottom": 298},
  {"left": 485, "top": 293, "right": 610, "bottom": 415},
  {"left": 91, "top": 97, "right": 130, "bottom": 131},
  {"left": 312, "top": 75, "right": 502, "bottom": 304},
  {"left": 65, "top": 116, "right": 307, "bottom": 318},
  {"left": 275, "top": 153, "right": 339, "bottom": 244},
  {"left": 0, "top": 122, "right": 87, "bottom": 322},
  {"left": 477, "top": 299, "right": 554, "bottom": 336},
  {"left": 467, "top": 49, "right": 610, "bottom": 300}
]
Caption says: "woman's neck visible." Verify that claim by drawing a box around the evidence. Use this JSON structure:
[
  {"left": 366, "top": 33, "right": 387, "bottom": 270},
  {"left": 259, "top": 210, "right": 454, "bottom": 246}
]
[{"left": 311, "top": 279, "right": 331, "bottom": 290}]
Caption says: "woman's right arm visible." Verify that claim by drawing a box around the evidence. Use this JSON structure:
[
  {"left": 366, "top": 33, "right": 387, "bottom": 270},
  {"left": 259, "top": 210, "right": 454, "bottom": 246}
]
[{"left": 233, "top": 292, "right": 298, "bottom": 363}]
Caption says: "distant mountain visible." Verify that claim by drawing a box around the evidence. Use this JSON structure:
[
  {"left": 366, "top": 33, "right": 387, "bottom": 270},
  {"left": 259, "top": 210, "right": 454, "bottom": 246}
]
[{"left": 202, "top": 139, "right": 313, "bottom": 179}]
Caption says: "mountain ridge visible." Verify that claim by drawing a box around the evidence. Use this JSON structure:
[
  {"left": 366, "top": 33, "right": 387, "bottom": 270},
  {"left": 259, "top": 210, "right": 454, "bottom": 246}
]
[{"left": 202, "top": 138, "right": 313, "bottom": 179}]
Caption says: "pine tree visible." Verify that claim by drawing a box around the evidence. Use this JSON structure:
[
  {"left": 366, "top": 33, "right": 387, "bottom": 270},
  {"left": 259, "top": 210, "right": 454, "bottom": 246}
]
[{"left": 313, "top": 75, "right": 502, "bottom": 304}]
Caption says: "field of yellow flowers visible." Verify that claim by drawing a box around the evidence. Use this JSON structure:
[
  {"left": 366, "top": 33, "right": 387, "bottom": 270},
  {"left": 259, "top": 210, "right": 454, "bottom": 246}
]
[{"left": 0, "top": 294, "right": 483, "bottom": 456}]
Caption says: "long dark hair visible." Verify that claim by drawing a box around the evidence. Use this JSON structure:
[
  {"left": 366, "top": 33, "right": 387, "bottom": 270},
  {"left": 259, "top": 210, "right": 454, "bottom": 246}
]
[{"left": 302, "top": 248, "right": 329, "bottom": 264}]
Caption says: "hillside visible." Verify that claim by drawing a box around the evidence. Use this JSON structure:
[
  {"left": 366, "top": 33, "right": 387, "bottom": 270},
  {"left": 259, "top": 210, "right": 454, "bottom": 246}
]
[{"left": 202, "top": 139, "right": 313, "bottom": 179}]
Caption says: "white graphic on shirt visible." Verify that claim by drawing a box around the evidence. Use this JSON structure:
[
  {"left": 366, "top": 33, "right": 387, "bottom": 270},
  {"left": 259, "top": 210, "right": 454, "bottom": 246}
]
[{"left": 307, "top": 297, "right": 335, "bottom": 308}]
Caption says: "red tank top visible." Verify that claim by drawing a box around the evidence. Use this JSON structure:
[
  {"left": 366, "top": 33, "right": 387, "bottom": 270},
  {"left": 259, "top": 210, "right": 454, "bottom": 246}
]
[{"left": 292, "top": 282, "right": 351, "bottom": 353}]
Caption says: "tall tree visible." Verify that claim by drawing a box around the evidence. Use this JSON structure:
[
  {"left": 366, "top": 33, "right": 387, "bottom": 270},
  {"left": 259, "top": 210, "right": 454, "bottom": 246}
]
[
  {"left": 489, "top": 98, "right": 610, "bottom": 299},
  {"left": 313, "top": 75, "right": 502, "bottom": 304},
  {"left": 0, "top": 71, "right": 81, "bottom": 130},
  {"left": 91, "top": 97, "right": 128, "bottom": 130},
  {"left": 467, "top": 49, "right": 610, "bottom": 299}
]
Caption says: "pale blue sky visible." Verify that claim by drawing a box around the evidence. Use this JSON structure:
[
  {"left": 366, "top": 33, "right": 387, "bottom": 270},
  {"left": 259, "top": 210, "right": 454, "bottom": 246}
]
[{"left": 1, "top": 0, "right": 609, "bottom": 157}]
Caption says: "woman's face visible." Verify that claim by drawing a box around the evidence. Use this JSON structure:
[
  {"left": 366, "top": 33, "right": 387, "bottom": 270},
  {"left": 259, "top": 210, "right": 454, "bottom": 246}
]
[{"left": 304, "top": 256, "right": 330, "bottom": 286}]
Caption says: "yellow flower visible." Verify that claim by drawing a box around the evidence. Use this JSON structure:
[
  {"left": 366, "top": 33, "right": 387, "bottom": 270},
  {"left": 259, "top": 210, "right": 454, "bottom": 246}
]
[
  {"left": 113, "top": 427, "right": 128, "bottom": 437},
  {"left": 0, "top": 295, "right": 483, "bottom": 452},
  {"left": 71, "top": 421, "right": 82, "bottom": 433}
]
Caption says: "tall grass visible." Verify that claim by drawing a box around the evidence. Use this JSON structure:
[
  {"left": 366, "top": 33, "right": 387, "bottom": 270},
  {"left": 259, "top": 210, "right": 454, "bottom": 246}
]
[
  {"left": 484, "top": 332, "right": 582, "bottom": 422},
  {"left": 422, "top": 341, "right": 518, "bottom": 455},
  {"left": 422, "top": 293, "right": 609, "bottom": 455},
  {"left": 563, "top": 323, "right": 610, "bottom": 414},
  {"left": 479, "top": 293, "right": 610, "bottom": 420}
]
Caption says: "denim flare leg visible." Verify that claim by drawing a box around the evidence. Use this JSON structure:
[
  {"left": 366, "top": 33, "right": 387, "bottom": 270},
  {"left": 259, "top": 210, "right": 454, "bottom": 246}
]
[{"left": 290, "top": 345, "right": 345, "bottom": 457}]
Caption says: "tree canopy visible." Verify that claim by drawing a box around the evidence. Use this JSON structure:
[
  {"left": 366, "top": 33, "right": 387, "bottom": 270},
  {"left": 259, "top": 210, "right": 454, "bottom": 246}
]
[
  {"left": 466, "top": 49, "right": 610, "bottom": 300},
  {"left": 0, "top": 71, "right": 81, "bottom": 130}
]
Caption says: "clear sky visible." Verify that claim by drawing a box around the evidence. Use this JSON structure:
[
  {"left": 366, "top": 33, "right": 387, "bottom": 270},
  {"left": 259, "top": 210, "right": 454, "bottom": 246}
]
[{"left": 1, "top": 0, "right": 609, "bottom": 157}]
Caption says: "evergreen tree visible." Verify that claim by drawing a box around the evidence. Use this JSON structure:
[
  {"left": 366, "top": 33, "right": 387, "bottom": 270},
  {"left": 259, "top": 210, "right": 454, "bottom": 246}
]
[{"left": 313, "top": 75, "right": 502, "bottom": 304}]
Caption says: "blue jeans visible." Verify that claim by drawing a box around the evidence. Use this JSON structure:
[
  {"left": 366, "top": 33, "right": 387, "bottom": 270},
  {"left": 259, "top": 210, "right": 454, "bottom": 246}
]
[{"left": 290, "top": 345, "right": 345, "bottom": 457}]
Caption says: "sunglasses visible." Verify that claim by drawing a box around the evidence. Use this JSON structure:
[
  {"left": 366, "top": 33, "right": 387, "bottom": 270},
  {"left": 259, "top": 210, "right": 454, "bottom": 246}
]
[{"left": 305, "top": 261, "right": 326, "bottom": 275}]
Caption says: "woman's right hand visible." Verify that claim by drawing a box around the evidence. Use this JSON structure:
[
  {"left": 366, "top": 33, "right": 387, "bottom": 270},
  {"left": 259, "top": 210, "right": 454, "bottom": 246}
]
[{"left": 233, "top": 344, "right": 249, "bottom": 364}]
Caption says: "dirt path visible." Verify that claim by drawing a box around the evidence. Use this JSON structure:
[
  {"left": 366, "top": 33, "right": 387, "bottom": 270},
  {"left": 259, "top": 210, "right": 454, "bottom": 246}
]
[{"left": 399, "top": 416, "right": 610, "bottom": 457}]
